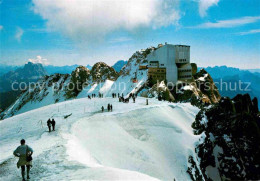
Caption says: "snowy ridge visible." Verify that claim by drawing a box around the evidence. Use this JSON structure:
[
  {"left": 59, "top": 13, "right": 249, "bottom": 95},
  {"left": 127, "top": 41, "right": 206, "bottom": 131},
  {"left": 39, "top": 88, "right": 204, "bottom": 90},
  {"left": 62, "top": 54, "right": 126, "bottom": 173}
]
[
  {"left": 1, "top": 50, "right": 149, "bottom": 119},
  {"left": 0, "top": 97, "right": 202, "bottom": 180}
]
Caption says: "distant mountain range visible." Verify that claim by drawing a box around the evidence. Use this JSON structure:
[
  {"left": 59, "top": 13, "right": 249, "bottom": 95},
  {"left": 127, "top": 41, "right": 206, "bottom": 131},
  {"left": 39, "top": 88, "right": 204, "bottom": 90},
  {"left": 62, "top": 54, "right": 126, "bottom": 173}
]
[
  {"left": 0, "top": 60, "right": 127, "bottom": 75},
  {"left": 199, "top": 66, "right": 260, "bottom": 107},
  {"left": 0, "top": 65, "right": 21, "bottom": 76},
  {"left": 0, "top": 62, "right": 48, "bottom": 111},
  {"left": 0, "top": 62, "right": 48, "bottom": 92}
]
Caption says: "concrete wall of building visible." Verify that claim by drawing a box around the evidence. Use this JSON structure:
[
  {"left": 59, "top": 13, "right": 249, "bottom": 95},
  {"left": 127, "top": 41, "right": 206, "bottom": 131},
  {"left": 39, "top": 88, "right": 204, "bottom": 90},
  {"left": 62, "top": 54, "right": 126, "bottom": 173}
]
[
  {"left": 147, "top": 46, "right": 168, "bottom": 68},
  {"left": 175, "top": 45, "right": 190, "bottom": 64},
  {"left": 147, "top": 44, "right": 192, "bottom": 84},
  {"left": 166, "top": 45, "right": 178, "bottom": 84}
]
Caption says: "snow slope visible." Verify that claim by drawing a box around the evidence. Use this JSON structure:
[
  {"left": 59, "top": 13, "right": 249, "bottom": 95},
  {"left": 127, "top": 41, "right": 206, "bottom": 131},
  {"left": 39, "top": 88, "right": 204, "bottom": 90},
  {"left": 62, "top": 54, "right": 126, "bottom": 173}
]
[{"left": 0, "top": 97, "right": 201, "bottom": 180}]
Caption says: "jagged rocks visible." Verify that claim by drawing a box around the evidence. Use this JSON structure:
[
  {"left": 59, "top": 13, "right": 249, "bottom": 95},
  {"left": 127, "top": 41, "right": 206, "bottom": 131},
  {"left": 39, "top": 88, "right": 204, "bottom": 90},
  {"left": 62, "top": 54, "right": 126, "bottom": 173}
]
[
  {"left": 90, "top": 62, "right": 118, "bottom": 82},
  {"left": 191, "top": 94, "right": 260, "bottom": 180},
  {"left": 171, "top": 69, "right": 221, "bottom": 107},
  {"left": 141, "top": 81, "right": 175, "bottom": 101},
  {"left": 66, "top": 66, "right": 90, "bottom": 98}
]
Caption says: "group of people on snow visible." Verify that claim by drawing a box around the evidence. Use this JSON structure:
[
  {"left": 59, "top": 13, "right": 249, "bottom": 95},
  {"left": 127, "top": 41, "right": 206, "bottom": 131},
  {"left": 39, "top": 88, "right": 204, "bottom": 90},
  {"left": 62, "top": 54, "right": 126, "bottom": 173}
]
[
  {"left": 119, "top": 93, "right": 137, "bottom": 103},
  {"left": 101, "top": 103, "right": 113, "bottom": 112},
  {"left": 47, "top": 118, "right": 56, "bottom": 132},
  {"left": 88, "top": 93, "right": 104, "bottom": 99}
]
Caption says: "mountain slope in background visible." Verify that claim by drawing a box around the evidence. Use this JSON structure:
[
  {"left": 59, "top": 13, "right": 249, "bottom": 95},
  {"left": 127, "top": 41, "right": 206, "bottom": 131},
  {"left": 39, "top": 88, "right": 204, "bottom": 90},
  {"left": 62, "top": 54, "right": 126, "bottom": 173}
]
[
  {"left": 0, "top": 62, "right": 48, "bottom": 111},
  {"left": 0, "top": 62, "right": 48, "bottom": 92},
  {"left": 0, "top": 48, "right": 151, "bottom": 119},
  {"left": 200, "top": 66, "right": 260, "bottom": 107},
  {"left": 112, "top": 60, "right": 128, "bottom": 72},
  {"left": 0, "top": 65, "right": 20, "bottom": 76}
]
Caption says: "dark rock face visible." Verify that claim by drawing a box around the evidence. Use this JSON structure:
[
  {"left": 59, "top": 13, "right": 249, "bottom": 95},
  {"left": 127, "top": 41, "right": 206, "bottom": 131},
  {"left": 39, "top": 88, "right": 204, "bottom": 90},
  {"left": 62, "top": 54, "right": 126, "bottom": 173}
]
[
  {"left": 90, "top": 62, "right": 118, "bottom": 82},
  {"left": 191, "top": 94, "right": 260, "bottom": 180},
  {"left": 66, "top": 66, "right": 90, "bottom": 98}
]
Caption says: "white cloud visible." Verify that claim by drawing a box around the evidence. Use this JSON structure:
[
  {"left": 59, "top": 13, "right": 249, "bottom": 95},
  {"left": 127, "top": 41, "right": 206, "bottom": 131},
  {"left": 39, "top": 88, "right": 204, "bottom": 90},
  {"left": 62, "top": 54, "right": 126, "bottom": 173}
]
[
  {"left": 238, "top": 29, "right": 260, "bottom": 35},
  {"left": 199, "top": 0, "right": 219, "bottom": 17},
  {"left": 32, "top": 0, "right": 180, "bottom": 44},
  {"left": 109, "top": 37, "right": 132, "bottom": 43},
  {"left": 194, "top": 16, "right": 260, "bottom": 28},
  {"left": 15, "top": 27, "right": 24, "bottom": 42},
  {"left": 0, "top": 25, "right": 3, "bottom": 30},
  {"left": 28, "top": 56, "right": 50, "bottom": 65}
]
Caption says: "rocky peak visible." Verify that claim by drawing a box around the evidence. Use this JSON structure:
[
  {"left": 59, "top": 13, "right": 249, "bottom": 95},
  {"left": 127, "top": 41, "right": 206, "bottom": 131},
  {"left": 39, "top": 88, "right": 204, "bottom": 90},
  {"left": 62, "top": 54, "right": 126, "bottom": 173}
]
[
  {"left": 90, "top": 62, "right": 118, "bottom": 82},
  {"left": 2, "top": 62, "right": 47, "bottom": 80},
  {"left": 66, "top": 66, "right": 91, "bottom": 98}
]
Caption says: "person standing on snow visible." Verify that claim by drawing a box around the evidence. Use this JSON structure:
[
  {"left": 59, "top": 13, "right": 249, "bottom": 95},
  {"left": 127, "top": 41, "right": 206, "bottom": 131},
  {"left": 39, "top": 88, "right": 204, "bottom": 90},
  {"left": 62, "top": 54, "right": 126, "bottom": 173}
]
[
  {"left": 47, "top": 119, "right": 52, "bottom": 132},
  {"left": 110, "top": 104, "right": 113, "bottom": 111},
  {"left": 101, "top": 106, "right": 104, "bottom": 112},
  {"left": 51, "top": 118, "right": 56, "bottom": 131},
  {"left": 107, "top": 104, "right": 110, "bottom": 111},
  {"left": 13, "top": 139, "right": 33, "bottom": 181}
]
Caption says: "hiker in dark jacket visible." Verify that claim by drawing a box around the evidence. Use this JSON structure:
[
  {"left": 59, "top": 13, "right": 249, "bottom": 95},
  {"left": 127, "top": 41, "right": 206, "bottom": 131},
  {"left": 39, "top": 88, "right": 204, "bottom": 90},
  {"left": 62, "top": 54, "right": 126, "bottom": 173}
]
[
  {"left": 13, "top": 139, "right": 33, "bottom": 181},
  {"left": 107, "top": 104, "right": 110, "bottom": 111},
  {"left": 51, "top": 118, "right": 56, "bottom": 131},
  {"left": 110, "top": 104, "right": 113, "bottom": 111},
  {"left": 47, "top": 119, "right": 52, "bottom": 132},
  {"left": 101, "top": 106, "right": 104, "bottom": 112}
]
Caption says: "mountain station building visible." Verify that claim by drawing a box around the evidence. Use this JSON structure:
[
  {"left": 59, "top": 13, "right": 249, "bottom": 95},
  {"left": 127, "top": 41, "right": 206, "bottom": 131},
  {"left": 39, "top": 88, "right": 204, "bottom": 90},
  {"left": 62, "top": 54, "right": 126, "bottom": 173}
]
[{"left": 146, "top": 43, "right": 193, "bottom": 84}]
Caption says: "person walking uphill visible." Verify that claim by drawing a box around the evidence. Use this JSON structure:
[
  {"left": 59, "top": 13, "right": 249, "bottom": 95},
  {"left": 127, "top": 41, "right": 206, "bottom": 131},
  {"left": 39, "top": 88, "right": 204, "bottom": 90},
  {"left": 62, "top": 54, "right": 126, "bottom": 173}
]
[
  {"left": 13, "top": 139, "right": 33, "bottom": 181},
  {"left": 51, "top": 118, "right": 56, "bottom": 131},
  {"left": 47, "top": 119, "right": 52, "bottom": 132}
]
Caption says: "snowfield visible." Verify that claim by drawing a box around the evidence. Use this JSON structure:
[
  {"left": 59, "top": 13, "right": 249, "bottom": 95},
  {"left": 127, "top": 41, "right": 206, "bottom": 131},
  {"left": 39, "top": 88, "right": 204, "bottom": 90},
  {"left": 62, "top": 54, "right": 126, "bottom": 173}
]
[{"left": 0, "top": 97, "right": 201, "bottom": 180}]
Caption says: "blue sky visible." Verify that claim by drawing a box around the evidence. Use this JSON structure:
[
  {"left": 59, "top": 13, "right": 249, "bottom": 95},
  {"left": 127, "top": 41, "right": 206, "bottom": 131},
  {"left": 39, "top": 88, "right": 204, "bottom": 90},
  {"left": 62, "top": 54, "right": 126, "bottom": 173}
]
[{"left": 0, "top": 0, "right": 259, "bottom": 69}]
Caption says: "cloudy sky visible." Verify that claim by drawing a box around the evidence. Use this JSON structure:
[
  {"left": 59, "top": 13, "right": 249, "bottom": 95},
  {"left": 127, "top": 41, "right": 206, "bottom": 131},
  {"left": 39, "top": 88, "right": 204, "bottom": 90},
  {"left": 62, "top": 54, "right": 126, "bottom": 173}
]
[{"left": 0, "top": 0, "right": 259, "bottom": 68}]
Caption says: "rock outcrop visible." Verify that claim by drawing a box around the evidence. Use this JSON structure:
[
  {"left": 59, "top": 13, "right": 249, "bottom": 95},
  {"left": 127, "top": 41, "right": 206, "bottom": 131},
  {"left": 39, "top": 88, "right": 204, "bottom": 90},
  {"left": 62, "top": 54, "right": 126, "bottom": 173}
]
[
  {"left": 90, "top": 62, "right": 118, "bottom": 82},
  {"left": 66, "top": 66, "right": 91, "bottom": 98},
  {"left": 190, "top": 94, "right": 260, "bottom": 180},
  {"left": 169, "top": 69, "right": 221, "bottom": 106}
]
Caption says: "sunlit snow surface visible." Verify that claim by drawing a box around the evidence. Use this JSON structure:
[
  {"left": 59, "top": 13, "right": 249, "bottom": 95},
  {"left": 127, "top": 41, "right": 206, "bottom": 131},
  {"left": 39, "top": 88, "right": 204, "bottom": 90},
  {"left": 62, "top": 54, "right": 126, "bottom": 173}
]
[{"left": 0, "top": 97, "right": 200, "bottom": 180}]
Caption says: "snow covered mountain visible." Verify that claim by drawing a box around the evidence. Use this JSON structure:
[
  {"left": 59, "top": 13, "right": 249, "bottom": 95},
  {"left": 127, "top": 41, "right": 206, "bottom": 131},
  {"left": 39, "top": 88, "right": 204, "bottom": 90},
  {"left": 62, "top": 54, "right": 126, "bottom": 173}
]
[
  {"left": 1, "top": 48, "right": 150, "bottom": 119},
  {"left": 1, "top": 46, "right": 221, "bottom": 119},
  {"left": 1, "top": 46, "right": 260, "bottom": 180}
]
